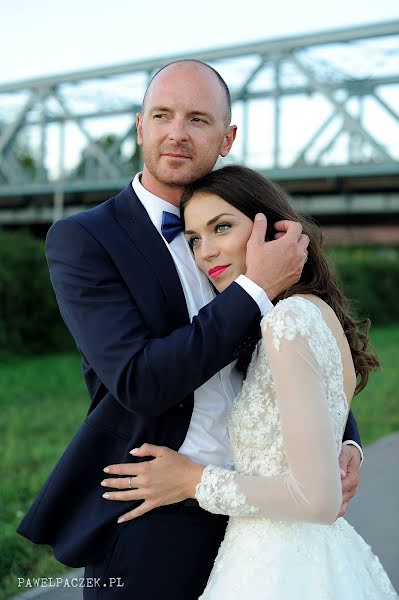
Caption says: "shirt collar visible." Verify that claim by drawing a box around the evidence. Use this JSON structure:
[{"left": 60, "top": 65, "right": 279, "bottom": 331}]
[{"left": 132, "top": 173, "right": 180, "bottom": 234}]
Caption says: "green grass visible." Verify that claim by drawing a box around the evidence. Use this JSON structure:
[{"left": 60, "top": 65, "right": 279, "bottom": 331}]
[
  {"left": 351, "top": 325, "right": 399, "bottom": 445},
  {"left": 1, "top": 326, "right": 399, "bottom": 598},
  {"left": 0, "top": 353, "right": 87, "bottom": 600}
]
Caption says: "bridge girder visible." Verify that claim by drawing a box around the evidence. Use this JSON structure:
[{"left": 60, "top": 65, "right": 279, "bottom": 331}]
[{"left": 0, "top": 20, "right": 398, "bottom": 223}]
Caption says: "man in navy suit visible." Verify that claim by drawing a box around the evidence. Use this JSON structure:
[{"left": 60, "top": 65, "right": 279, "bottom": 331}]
[{"left": 17, "top": 60, "right": 362, "bottom": 599}]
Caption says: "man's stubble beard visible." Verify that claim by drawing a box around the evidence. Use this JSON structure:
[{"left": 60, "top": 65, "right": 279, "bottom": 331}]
[{"left": 142, "top": 145, "right": 221, "bottom": 188}]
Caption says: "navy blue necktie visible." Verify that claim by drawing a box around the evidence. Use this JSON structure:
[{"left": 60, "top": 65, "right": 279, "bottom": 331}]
[{"left": 161, "top": 211, "right": 183, "bottom": 243}]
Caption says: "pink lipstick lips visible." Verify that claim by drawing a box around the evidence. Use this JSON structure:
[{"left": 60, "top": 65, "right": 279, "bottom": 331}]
[{"left": 208, "top": 265, "right": 230, "bottom": 279}]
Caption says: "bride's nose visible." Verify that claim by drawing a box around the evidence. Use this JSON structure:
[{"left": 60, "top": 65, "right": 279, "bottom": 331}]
[{"left": 198, "top": 236, "right": 220, "bottom": 262}]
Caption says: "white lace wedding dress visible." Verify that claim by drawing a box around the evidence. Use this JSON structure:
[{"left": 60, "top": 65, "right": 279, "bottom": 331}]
[{"left": 195, "top": 296, "right": 398, "bottom": 599}]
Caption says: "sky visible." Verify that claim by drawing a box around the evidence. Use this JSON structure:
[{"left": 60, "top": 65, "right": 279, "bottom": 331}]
[{"left": 1, "top": 0, "right": 399, "bottom": 84}]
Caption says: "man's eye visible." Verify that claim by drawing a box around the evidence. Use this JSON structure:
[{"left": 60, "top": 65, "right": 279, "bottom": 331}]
[
  {"left": 191, "top": 117, "right": 207, "bottom": 124},
  {"left": 154, "top": 114, "right": 167, "bottom": 119},
  {"left": 215, "top": 223, "right": 230, "bottom": 233}
]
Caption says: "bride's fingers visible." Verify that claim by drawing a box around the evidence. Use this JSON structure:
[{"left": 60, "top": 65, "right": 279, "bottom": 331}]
[
  {"left": 102, "top": 488, "right": 146, "bottom": 502},
  {"left": 117, "top": 500, "right": 159, "bottom": 523},
  {"left": 130, "top": 443, "right": 165, "bottom": 458},
  {"left": 103, "top": 462, "right": 142, "bottom": 476},
  {"left": 101, "top": 476, "right": 136, "bottom": 490}
]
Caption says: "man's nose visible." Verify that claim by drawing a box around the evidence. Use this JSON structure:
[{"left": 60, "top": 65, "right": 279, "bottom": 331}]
[{"left": 167, "top": 118, "right": 189, "bottom": 143}]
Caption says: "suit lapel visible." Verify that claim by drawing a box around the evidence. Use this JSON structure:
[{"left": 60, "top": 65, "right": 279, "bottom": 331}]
[{"left": 114, "top": 184, "right": 190, "bottom": 328}]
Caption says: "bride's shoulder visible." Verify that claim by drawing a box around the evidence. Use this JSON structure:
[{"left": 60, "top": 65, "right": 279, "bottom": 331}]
[{"left": 261, "top": 295, "right": 326, "bottom": 348}]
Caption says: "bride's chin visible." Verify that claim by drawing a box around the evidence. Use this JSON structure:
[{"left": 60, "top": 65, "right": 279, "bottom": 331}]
[
  {"left": 215, "top": 279, "right": 233, "bottom": 293},
  {"left": 206, "top": 273, "right": 234, "bottom": 293}
]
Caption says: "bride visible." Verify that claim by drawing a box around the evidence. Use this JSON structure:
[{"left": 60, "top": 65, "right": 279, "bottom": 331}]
[{"left": 102, "top": 165, "right": 398, "bottom": 598}]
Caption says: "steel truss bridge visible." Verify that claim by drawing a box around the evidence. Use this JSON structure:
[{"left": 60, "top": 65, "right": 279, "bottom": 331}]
[{"left": 0, "top": 20, "right": 398, "bottom": 228}]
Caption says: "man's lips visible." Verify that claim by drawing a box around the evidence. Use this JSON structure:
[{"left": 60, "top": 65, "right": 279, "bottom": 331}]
[
  {"left": 208, "top": 265, "right": 230, "bottom": 279},
  {"left": 161, "top": 153, "right": 191, "bottom": 159}
]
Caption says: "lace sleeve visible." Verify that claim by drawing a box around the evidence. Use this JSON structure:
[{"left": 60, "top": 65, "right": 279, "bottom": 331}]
[
  {"left": 195, "top": 465, "right": 259, "bottom": 516},
  {"left": 195, "top": 298, "right": 343, "bottom": 524}
]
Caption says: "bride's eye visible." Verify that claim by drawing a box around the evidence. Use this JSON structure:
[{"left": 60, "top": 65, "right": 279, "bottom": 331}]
[
  {"left": 188, "top": 236, "right": 201, "bottom": 248},
  {"left": 215, "top": 223, "right": 231, "bottom": 233}
]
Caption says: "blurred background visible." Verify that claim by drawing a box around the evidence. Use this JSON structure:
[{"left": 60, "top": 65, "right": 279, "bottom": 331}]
[{"left": 1, "top": 0, "right": 398, "bottom": 598}]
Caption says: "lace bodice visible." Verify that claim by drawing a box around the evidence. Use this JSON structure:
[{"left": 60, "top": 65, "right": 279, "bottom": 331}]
[{"left": 195, "top": 296, "right": 349, "bottom": 523}]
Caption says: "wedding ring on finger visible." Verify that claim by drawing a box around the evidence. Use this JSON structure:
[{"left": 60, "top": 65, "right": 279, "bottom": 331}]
[
  {"left": 303, "top": 252, "right": 308, "bottom": 263},
  {"left": 128, "top": 476, "right": 133, "bottom": 489}
]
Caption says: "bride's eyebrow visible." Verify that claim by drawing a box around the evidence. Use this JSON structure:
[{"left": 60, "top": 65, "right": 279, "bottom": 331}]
[{"left": 185, "top": 213, "right": 235, "bottom": 235}]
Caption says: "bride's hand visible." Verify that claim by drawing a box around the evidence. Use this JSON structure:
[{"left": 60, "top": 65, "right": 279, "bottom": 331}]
[{"left": 101, "top": 443, "right": 205, "bottom": 523}]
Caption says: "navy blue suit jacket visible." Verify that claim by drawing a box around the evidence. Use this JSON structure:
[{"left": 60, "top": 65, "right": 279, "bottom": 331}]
[{"left": 17, "top": 183, "right": 361, "bottom": 567}]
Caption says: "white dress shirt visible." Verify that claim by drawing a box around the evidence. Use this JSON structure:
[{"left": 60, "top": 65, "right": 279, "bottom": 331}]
[{"left": 132, "top": 174, "right": 272, "bottom": 468}]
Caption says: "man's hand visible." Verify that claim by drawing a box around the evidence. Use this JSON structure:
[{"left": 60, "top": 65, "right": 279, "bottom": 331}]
[
  {"left": 337, "top": 444, "right": 362, "bottom": 517},
  {"left": 245, "top": 214, "right": 309, "bottom": 300}
]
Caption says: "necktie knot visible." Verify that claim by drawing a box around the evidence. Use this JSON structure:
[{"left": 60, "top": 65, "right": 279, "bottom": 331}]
[{"left": 161, "top": 211, "right": 183, "bottom": 243}]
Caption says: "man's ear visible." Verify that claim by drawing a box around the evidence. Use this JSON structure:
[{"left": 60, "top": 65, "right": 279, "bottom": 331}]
[
  {"left": 136, "top": 113, "right": 143, "bottom": 146},
  {"left": 220, "top": 125, "right": 237, "bottom": 158}
]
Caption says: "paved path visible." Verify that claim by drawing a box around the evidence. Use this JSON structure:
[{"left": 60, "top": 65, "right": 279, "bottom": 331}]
[
  {"left": 346, "top": 431, "right": 399, "bottom": 591},
  {"left": 12, "top": 432, "right": 399, "bottom": 599}
]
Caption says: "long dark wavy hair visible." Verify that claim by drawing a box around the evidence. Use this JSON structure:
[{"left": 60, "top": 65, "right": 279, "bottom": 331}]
[{"left": 181, "top": 165, "right": 379, "bottom": 394}]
